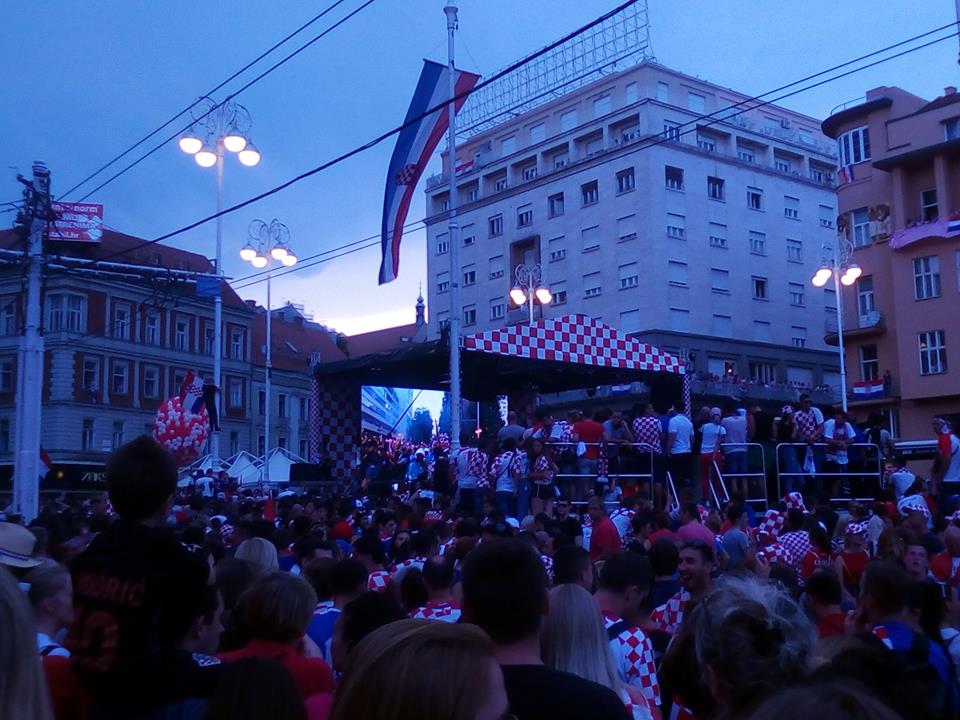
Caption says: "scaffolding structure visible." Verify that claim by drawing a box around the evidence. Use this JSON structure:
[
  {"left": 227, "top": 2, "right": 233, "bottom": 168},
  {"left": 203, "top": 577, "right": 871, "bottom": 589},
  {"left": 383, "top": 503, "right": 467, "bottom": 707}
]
[{"left": 457, "top": 1, "right": 654, "bottom": 140}]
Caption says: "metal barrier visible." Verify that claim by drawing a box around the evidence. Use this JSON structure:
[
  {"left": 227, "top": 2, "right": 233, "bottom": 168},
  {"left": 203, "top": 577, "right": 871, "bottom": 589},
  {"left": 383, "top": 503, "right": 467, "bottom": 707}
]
[
  {"left": 774, "top": 442, "right": 883, "bottom": 503},
  {"left": 719, "top": 442, "right": 769, "bottom": 508},
  {"left": 547, "top": 441, "right": 661, "bottom": 505}
]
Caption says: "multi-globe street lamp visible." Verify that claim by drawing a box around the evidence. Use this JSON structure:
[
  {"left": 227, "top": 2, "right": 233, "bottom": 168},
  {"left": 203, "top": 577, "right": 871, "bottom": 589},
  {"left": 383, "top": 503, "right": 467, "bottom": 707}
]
[
  {"left": 510, "top": 263, "right": 552, "bottom": 323},
  {"left": 242, "top": 219, "right": 297, "bottom": 484},
  {"left": 179, "top": 97, "right": 261, "bottom": 467}
]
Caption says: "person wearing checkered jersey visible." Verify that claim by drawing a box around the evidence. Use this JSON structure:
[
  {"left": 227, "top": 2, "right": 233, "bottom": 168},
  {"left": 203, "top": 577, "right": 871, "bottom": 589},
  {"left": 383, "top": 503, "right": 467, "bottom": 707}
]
[{"left": 650, "top": 542, "right": 714, "bottom": 635}]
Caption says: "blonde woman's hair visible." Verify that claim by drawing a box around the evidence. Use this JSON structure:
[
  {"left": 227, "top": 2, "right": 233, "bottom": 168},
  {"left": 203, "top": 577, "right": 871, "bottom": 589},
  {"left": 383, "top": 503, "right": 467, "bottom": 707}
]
[
  {"left": 330, "top": 619, "right": 497, "bottom": 720},
  {"left": 242, "top": 572, "right": 317, "bottom": 643},
  {"left": 540, "top": 583, "right": 623, "bottom": 695},
  {"left": 234, "top": 537, "right": 279, "bottom": 572},
  {"left": 0, "top": 568, "right": 52, "bottom": 720}
]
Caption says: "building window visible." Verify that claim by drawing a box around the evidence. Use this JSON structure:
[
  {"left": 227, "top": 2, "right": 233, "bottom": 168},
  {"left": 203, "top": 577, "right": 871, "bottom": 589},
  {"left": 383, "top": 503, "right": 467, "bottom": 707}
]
[
  {"left": 436, "top": 233, "right": 449, "bottom": 255},
  {"left": 0, "top": 419, "right": 9, "bottom": 453},
  {"left": 47, "top": 294, "right": 86, "bottom": 332},
  {"left": 709, "top": 223, "right": 727, "bottom": 249},
  {"left": 581, "top": 226, "right": 600, "bottom": 253},
  {"left": 463, "top": 265, "right": 476, "bottom": 286},
  {"left": 819, "top": 205, "right": 835, "bottom": 228},
  {"left": 617, "top": 215, "right": 637, "bottom": 242},
  {"left": 656, "top": 82, "right": 669, "bottom": 102},
  {"left": 712, "top": 315, "right": 733, "bottom": 338},
  {"left": 548, "top": 237, "right": 566, "bottom": 262},
  {"left": 921, "top": 188, "right": 939, "bottom": 221},
  {"left": 791, "top": 326, "right": 807, "bottom": 348},
  {"left": 230, "top": 328, "right": 244, "bottom": 360},
  {"left": 787, "top": 239, "right": 803, "bottom": 263},
  {"left": 837, "top": 125, "right": 871, "bottom": 165},
  {"left": 852, "top": 208, "right": 870, "bottom": 247},
  {"left": 299, "top": 397, "right": 309, "bottom": 421},
  {"left": 463, "top": 305, "right": 477, "bottom": 326},
  {"left": 488, "top": 215, "right": 503, "bottom": 237},
  {"left": 437, "top": 271, "right": 450, "bottom": 294},
  {"left": 174, "top": 319, "right": 189, "bottom": 351},
  {"left": 784, "top": 196, "right": 800, "bottom": 219},
  {"left": 749, "top": 361, "right": 776, "bottom": 383},
  {"left": 466, "top": 187, "right": 479, "bottom": 202},
  {"left": 711, "top": 268, "right": 730, "bottom": 294},
  {"left": 522, "top": 164, "right": 538, "bottom": 182},
  {"left": 619, "top": 310, "right": 640, "bottom": 334},
  {"left": 752, "top": 276, "right": 768, "bottom": 300},
  {"left": 662, "top": 121, "right": 681, "bottom": 141},
  {"left": 775, "top": 158, "right": 791, "bottom": 173},
  {"left": 583, "top": 273, "right": 602, "bottom": 298},
  {"left": 670, "top": 308, "right": 690, "bottom": 332},
  {"left": 553, "top": 152, "right": 569, "bottom": 169},
  {"left": 82, "top": 358, "right": 99, "bottom": 394},
  {"left": 551, "top": 282, "right": 567, "bottom": 305},
  {"left": 278, "top": 394, "right": 287, "bottom": 418},
  {"left": 919, "top": 330, "right": 947, "bottom": 375},
  {"left": 517, "top": 204, "right": 533, "bottom": 228},
  {"left": 489, "top": 299, "right": 505, "bottom": 320},
  {"left": 860, "top": 344, "right": 879, "bottom": 381},
  {"left": 464, "top": 226, "right": 478, "bottom": 246},
  {"left": 668, "top": 261, "right": 688, "bottom": 287},
  {"left": 112, "top": 421, "right": 124, "bottom": 450},
  {"left": 229, "top": 378, "right": 243, "bottom": 408},
  {"left": 789, "top": 283, "right": 805, "bottom": 306},
  {"left": 753, "top": 321, "right": 772, "bottom": 343},
  {"left": 616, "top": 167, "right": 635, "bottom": 193},
  {"left": 0, "top": 359, "right": 12, "bottom": 393},
  {"left": 529, "top": 122, "right": 546, "bottom": 144},
  {"left": 749, "top": 231, "right": 767, "bottom": 256},
  {"left": 560, "top": 109, "right": 577, "bottom": 132},
  {"left": 82, "top": 418, "right": 94, "bottom": 451},
  {"left": 0, "top": 301, "right": 15, "bottom": 336},
  {"left": 585, "top": 137, "right": 603, "bottom": 156},
  {"left": 914, "top": 256, "right": 941, "bottom": 300},
  {"left": 707, "top": 176, "right": 724, "bottom": 200},
  {"left": 258, "top": 390, "right": 266, "bottom": 416},
  {"left": 747, "top": 187, "right": 763, "bottom": 210},
  {"left": 688, "top": 91, "right": 706, "bottom": 113},
  {"left": 111, "top": 362, "right": 129, "bottom": 395},
  {"left": 231, "top": 432, "right": 240, "bottom": 456},
  {"left": 500, "top": 136, "right": 516, "bottom": 156},
  {"left": 173, "top": 370, "right": 186, "bottom": 392},
  {"left": 946, "top": 118, "right": 960, "bottom": 141},
  {"left": 666, "top": 214, "right": 686, "bottom": 240},
  {"left": 857, "top": 276, "right": 876, "bottom": 321},
  {"left": 738, "top": 147, "right": 755, "bottom": 163},
  {"left": 665, "top": 166, "right": 684, "bottom": 191},
  {"left": 143, "top": 365, "right": 159, "bottom": 398},
  {"left": 488, "top": 255, "right": 505, "bottom": 278},
  {"left": 625, "top": 82, "right": 638, "bottom": 104},
  {"left": 581, "top": 181, "right": 599, "bottom": 206},
  {"left": 592, "top": 94, "right": 612, "bottom": 117},
  {"left": 619, "top": 263, "right": 639, "bottom": 289},
  {"left": 113, "top": 303, "right": 131, "bottom": 340},
  {"left": 697, "top": 134, "right": 716, "bottom": 152},
  {"left": 548, "top": 193, "right": 564, "bottom": 218}
]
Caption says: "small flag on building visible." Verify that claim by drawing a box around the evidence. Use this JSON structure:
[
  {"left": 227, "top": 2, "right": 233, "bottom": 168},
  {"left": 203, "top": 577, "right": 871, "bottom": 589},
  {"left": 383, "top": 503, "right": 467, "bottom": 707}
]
[
  {"left": 947, "top": 213, "right": 960, "bottom": 234},
  {"left": 378, "top": 60, "right": 480, "bottom": 285},
  {"left": 195, "top": 276, "right": 222, "bottom": 298},
  {"left": 852, "top": 379, "right": 885, "bottom": 398},
  {"left": 838, "top": 164, "right": 856, "bottom": 184},
  {"left": 179, "top": 371, "right": 206, "bottom": 414}
]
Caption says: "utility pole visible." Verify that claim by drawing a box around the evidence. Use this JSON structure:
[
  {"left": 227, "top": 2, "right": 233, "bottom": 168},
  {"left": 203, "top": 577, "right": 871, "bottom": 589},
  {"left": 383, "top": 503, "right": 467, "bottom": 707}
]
[
  {"left": 444, "top": 5, "right": 462, "bottom": 453},
  {"left": 13, "top": 162, "right": 52, "bottom": 523}
]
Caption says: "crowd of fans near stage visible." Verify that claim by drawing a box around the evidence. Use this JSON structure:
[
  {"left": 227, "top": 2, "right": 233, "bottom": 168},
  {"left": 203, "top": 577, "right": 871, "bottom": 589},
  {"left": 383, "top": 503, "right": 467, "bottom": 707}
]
[{"left": 1, "top": 405, "right": 960, "bottom": 720}]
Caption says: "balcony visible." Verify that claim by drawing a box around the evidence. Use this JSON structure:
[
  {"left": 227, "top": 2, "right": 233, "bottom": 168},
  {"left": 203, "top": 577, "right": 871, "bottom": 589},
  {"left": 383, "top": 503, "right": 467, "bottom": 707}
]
[
  {"left": 689, "top": 376, "right": 839, "bottom": 405},
  {"left": 825, "top": 310, "right": 885, "bottom": 346},
  {"left": 848, "top": 375, "right": 899, "bottom": 405}
]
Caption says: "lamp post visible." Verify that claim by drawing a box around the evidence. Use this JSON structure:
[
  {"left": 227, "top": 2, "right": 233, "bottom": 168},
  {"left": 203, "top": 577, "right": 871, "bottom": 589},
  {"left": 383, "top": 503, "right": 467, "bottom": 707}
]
[
  {"left": 510, "top": 263, "right": 552, "bottom": 323},
  {"left": 179, "top": 97, "right": 261, "bottom": 470},
  {"left": 810, "top": 237, "right": 861, "bottom": 412},
  {"left": 242, "top": 219, "right": 297, "bottom": 485}
]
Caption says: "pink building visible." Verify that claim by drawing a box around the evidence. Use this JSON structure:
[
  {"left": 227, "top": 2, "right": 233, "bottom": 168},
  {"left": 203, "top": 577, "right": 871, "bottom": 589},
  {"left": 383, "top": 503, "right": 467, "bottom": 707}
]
[{"left": 822, "top": 86, "right": 960, "bottom": 440}]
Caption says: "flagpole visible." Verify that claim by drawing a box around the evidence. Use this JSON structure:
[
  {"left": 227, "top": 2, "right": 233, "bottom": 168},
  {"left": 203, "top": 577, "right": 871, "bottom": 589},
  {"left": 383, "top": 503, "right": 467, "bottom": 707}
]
[{"left": 444, "top": 5, "right": 462, "bottom": 454}]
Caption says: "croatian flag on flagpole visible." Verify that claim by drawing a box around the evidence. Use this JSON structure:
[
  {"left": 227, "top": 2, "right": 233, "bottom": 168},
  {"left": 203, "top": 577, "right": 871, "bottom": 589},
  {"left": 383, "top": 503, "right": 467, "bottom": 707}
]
[
  {"left": 179, "top": 371, "right": 206, "bottom": 414},
  {"left": 378, "top": 60, "right": 480, "bottom": 285}
]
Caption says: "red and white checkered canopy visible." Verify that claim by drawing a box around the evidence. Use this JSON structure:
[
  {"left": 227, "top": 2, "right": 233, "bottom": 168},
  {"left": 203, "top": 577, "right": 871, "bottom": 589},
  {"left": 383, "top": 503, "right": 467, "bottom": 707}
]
[{"left": 463, "top": 314, "right": 685, "bottom": 375}]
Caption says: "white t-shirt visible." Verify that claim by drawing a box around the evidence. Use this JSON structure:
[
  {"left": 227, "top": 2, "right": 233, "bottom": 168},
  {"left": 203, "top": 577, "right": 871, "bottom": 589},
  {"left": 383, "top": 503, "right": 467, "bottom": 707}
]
[
  {"left": 699, "top": 422, "right": 726, "bottom": 455},
  {"left": 453, "top": 448, "right": 479, "bottom": 489},
  {"left": 823, "top": 420, "right": 856, "bottom": 465},
  {"left": 945, "top": 434, "right": 960, "bottom": 482},
  {"left": 891, "top": 468, "right": 917, "bottom": 499},
  {"left": 668, "top": 414, "right": 694, "bottom": 454}
]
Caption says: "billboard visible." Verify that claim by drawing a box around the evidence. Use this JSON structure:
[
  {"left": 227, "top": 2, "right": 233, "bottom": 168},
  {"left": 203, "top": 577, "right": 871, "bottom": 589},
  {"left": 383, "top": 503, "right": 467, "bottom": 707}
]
[{"left": 48, "top": 201, "right": 104, "bottom": 243}]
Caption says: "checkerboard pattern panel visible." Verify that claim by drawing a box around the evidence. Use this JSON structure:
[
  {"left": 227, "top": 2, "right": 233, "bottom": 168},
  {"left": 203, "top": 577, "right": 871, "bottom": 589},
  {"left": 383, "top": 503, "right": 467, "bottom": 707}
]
[
  {"left": 312, "top": 376, "right": 361, "bottom": 480},
  {"left": 463, "top": 313, "right": 684, "bottom": 375}
]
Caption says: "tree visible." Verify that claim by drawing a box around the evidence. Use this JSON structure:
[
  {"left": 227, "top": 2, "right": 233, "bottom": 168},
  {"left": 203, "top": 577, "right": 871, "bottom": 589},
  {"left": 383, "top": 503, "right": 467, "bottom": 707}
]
[{"left": 406, "top": 407, "right": 433, "bottom": 444}]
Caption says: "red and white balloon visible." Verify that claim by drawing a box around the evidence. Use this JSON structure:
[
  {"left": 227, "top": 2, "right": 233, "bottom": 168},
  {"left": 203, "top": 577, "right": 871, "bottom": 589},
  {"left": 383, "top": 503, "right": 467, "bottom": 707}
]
[{"left": 153, "top": 396, "right": 209, "bottom": 466}]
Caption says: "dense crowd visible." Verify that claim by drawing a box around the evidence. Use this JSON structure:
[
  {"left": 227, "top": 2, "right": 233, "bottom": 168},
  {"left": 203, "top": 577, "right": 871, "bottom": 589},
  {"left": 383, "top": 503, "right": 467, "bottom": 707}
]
[{"left": 0, "top": 411, "right": 959, "bottom": 720}]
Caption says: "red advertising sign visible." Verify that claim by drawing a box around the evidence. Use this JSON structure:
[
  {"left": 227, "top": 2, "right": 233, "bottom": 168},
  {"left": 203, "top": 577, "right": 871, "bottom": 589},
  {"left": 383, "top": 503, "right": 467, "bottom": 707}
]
[{"left": 49, "top": 202, "right": 104, "bottom": 243}]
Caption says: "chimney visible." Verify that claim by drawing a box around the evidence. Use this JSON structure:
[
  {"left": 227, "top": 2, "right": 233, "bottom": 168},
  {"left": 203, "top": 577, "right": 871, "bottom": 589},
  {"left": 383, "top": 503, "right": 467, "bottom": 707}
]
[{"left": 945, "top": 86, "right": 957, "bottom": 95}]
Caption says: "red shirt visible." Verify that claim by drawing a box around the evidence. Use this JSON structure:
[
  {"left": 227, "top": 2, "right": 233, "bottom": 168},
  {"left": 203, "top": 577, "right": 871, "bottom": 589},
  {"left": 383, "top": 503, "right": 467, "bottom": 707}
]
[
  {"left": 801, "top": 548, "right": 833, "bottom": 580},
  {"left": 590, "top": 516, "right": 621, "bottom": 560},
  {"left": 219, "top": 640, "right": 335, "bottom": 699},
  {"left": 817, "top": 612, "right": 847, "bottom": 639},
  {"left": 647, "top": 528, "right": 678, "bottom": 546},
  {"left": 574, "top": 420, "right": 604, "bottom": 460},
  {"left": 838, "top": 550, "right": 869, "bottom": 589}
]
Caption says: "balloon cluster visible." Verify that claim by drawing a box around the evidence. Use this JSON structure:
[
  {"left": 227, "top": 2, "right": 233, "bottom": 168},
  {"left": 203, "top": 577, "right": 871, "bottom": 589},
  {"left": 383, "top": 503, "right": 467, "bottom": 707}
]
[{"left": 153, "top": 396, "right": 210, "bottom": 466}]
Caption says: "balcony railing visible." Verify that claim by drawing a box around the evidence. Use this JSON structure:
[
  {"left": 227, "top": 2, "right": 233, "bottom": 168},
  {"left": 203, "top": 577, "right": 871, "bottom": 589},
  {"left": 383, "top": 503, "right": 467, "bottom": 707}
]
[
  {"left": 689, "top": 378, "right": 839, "bottom": 405},
  {"left": 825, "top": 309, "right": 884, "bottom": 335}
]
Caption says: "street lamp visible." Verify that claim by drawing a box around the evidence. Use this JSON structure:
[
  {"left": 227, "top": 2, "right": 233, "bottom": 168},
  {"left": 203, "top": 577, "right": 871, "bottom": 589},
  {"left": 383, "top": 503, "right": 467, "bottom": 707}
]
[
  {"left": 510, "top": 263, "right": 551, "bottom": 323},
  {"left": 810, "top": 237, "right": 861, "bottom": 411},
  {"left": 178, "top": 97, "right": 261, "bottom": 469},
  {"left": 242, "top": 219, "right": 297, "bottom": 484}
]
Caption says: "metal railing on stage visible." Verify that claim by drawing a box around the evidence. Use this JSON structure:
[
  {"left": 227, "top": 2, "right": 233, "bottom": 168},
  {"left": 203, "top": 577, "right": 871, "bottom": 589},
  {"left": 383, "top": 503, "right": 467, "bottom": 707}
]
[
  {"left": 547, "top": 440, "right": 661, "bottom": 506},
  {"left": 715, "top": 443, "right": 769, "bottom": 508},
  {"left": 774, "top": 442, "right": 883, "bottom": 503}
]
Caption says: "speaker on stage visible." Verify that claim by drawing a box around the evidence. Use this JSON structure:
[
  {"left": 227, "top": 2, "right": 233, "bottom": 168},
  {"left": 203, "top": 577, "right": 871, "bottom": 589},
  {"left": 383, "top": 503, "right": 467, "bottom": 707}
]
[{"left": 289, "top": 463, "right": 323, "bottom": 484}]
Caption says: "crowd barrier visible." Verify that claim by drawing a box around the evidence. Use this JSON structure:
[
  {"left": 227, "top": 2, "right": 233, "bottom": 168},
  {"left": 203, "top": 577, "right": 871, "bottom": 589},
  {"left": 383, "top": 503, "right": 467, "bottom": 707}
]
[
  {"left": 774, "top": 442, "right": 883, "bottom": 503},
  {"left": 547, "top": 440, "right": 661, "bottom": 505}
]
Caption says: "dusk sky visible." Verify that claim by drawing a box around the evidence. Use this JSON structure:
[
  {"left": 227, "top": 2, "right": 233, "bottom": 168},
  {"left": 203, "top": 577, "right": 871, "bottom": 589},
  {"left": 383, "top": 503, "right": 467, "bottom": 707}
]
[{"left": 2, "top": 0, "right": 957, "bottom": 337}]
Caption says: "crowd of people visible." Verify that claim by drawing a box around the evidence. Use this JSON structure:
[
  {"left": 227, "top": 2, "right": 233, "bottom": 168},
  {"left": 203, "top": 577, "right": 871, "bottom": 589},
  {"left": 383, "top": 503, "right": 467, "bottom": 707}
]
[{"left": 0, "top": 411, "right": 959, "bottom": 719}]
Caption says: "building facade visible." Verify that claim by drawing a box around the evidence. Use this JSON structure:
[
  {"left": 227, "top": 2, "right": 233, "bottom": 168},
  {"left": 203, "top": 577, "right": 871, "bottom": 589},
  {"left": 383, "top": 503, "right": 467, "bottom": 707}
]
[
  {"left": 822, "top": 85, "right": 960, "bottom": 440},
  {"left": 425, "top": 61, "right": 842, "bottom": 402}
]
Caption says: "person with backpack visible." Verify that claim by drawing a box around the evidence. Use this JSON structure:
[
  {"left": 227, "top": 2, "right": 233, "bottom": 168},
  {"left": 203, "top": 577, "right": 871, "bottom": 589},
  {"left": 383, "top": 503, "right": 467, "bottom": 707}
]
[{"left": 856, "top": 560, "right": 960, "bottom": 718}]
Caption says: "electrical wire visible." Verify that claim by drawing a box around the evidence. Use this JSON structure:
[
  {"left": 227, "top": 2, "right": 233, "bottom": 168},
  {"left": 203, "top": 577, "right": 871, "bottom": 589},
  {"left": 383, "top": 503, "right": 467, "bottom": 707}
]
[{"left": 57, "top": 0, "right": 354, "bottom": 201}]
